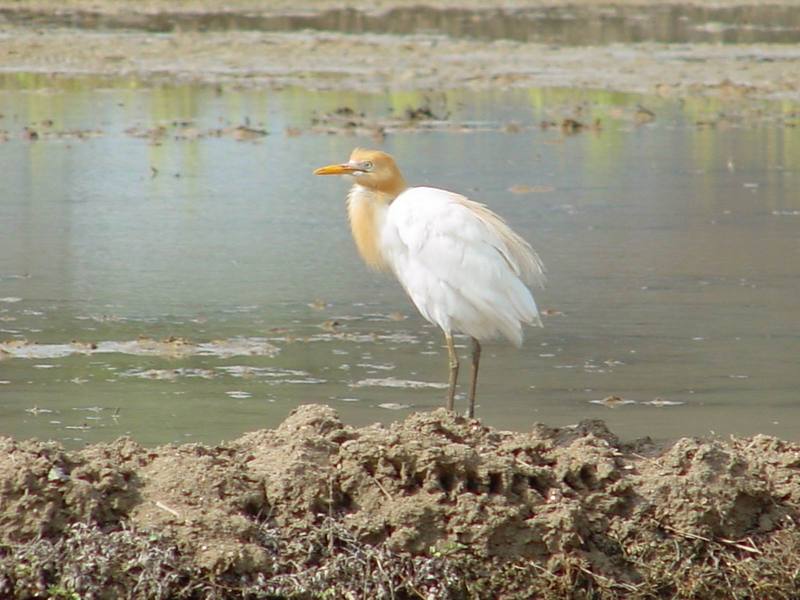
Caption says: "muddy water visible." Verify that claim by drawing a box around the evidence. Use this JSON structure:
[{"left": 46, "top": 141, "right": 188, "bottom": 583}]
[
  {"left": 0, "top": 78, "right": 798, "bottom": 446},
  {"left": 2, "top": 4, "right": 799, "bottom": 44}
]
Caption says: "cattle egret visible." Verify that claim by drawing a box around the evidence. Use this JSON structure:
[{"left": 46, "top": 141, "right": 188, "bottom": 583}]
[{"left": 314, "top": 148, "right": 545, "bottom": 417}]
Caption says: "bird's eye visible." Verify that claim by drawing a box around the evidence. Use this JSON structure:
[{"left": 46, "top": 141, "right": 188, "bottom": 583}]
[{"left": 362, "top": 161, "right": 374, "bottom": 171}]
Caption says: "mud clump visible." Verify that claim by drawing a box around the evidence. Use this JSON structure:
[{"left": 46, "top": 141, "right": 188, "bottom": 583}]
[{"left": 1, "top": 405, "right": 798, "bottom": 599}]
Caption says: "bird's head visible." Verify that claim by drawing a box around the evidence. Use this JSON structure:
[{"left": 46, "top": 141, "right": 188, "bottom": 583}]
[{"left": 314, "top": 148, "right": 407, "bottom": 197}]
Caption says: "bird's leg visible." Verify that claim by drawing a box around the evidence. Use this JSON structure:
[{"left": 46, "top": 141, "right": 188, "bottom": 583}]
[
  {"left": 468, "top": 337, "right": 481, "bottom": 418},
  {"left": 444, "top": 333, "right": 459, "bottom": 412}
]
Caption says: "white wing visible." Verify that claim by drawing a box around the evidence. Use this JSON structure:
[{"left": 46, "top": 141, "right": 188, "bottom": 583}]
[{"left": 381, "top": 186, "right": 545, "bottom": 346}]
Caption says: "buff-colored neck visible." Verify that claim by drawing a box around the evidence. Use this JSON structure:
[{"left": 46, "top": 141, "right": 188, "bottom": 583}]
[
  {"left": 364, "top": 173, "right": 407, "bottom": 198},
  {"left": 346, "top": 184, "right": 400, "bottom": 271}
]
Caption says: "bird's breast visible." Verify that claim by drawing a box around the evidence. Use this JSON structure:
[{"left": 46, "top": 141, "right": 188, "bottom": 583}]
[{"left": 346, "top": 186, "right": 391, "bottom": 271}]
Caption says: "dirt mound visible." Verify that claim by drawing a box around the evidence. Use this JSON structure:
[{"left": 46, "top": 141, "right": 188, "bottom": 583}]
[{"left": 1, "top": 405, "right": 798, "bottom": 599}]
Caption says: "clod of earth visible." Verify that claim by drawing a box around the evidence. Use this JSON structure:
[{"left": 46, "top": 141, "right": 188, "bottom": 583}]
[{"left": 0, "top": 405, "right": 798, "bottom": 599}]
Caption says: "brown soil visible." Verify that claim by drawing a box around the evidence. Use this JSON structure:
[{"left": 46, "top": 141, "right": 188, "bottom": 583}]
[{"left": 1, "top": 404, "right": 798, "bottom": 599}]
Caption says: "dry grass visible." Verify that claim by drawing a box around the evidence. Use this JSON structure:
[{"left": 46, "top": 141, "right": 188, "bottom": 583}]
[{"left": 1, "top": 517, "right": 799, "bottom": 600}]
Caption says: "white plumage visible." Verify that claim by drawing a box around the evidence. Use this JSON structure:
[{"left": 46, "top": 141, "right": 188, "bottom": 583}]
[
  {"left": 382, "top": 186, "right": 543, "bottom": 345},
  {"left": 315, "top": 148, "right": 545, "bottom": 417}
]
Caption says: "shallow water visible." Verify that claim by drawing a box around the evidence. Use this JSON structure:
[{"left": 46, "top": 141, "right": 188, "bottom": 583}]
[{"left": 1, "top": 77, "right": 798, "bottom": 446}]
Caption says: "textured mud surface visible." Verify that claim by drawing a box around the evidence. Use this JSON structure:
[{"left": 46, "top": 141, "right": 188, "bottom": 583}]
[
  {"left": 1, "top": 1, "right": 799, "bottom": 102},
  {"left": 1, "top": 405, "right": 798, "bottom": 599}
]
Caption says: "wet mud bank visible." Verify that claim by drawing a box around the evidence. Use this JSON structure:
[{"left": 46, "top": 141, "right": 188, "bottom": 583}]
[
  {"left": 2, "top": 2, "right": 799, "bottom": 45},
  {"left": 1, "top": 1, "right": 799, "bottom": 102},
  {"left": 1, "top": 405, "right": 798, "bottom": 599}
]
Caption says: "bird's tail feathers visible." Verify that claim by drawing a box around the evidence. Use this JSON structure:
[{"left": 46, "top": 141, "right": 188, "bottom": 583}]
[{"left": 461, "top": 197, "right": 546, "bottom": 288}]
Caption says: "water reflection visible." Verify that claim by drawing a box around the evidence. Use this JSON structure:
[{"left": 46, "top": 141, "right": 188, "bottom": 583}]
[
  {"left": 0, "top": 79, "right": 798, "bottom": 446},
  {"left": 2, "top": 5, "right": 799, "bottom": 45}
]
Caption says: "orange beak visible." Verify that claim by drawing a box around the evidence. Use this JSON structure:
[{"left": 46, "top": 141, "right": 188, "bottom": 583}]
[{"left": 314, "top": 162, "right": 362, "bottom": 176}]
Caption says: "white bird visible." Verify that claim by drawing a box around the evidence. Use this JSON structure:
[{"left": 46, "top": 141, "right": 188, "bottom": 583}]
[{"left": 314, "top": 148, "right": 545, "bottom": 417}]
